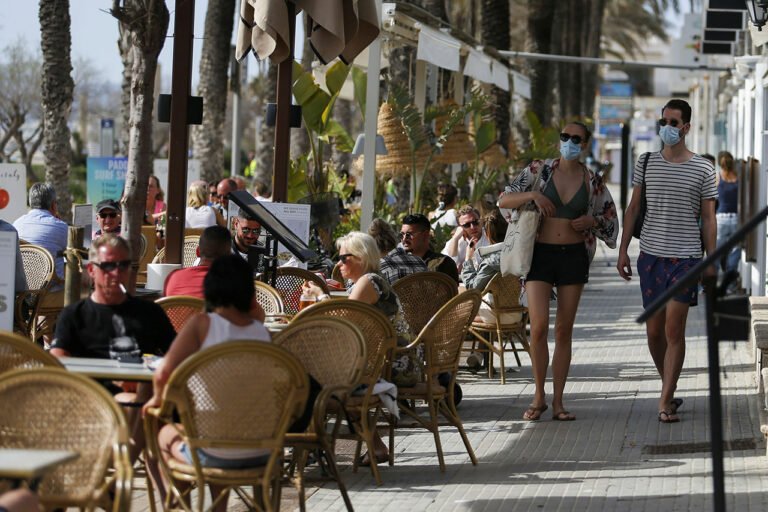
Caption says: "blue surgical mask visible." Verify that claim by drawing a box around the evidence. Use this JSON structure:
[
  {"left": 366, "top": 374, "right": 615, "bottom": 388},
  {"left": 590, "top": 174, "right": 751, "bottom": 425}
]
[
  {"left": 659, "top": 124, "right": 681, "bottom": 146},
  {"left": 559, "top": 140, "right": 582, "bottom": 161}
]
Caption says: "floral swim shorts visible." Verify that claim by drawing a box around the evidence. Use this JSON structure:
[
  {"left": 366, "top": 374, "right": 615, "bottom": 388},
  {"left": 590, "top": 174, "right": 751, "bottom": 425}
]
[{"left": 637, "top": 251, "right": 700, "bottom": 309}]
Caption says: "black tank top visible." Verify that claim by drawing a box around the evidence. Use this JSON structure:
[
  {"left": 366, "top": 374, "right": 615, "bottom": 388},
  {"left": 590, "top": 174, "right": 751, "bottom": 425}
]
[{"left": 542, "top": 179, "right": 589, "bottom": 219}]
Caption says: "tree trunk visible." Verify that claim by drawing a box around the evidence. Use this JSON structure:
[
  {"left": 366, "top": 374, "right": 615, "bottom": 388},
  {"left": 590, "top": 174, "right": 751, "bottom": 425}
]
[
  {"left": 111, "top": 0, "right": 169, "bottom": 288},
  {"left": 331, "top": 98, "right": 353, "bottom": 174},
  {"left": 526, "top": 0, "right": 556, "bottom": 126},
  {"left": 117, "top": 22, "right": 133, "bottom": 157},
  {"left": 39, "top": 0, "right": 75, "bottom": 223},
  {"left": 255, "top": 62, "right": 277, "bottom": 185},
  {"left": 482, "top": 0, "right": 511, "bottom": 151},
  {"left": 290, "top": 12, "right": 314, "bottom": 160},
  {"left": 192, "top": 0, "right": 235, "bottom": 183}
]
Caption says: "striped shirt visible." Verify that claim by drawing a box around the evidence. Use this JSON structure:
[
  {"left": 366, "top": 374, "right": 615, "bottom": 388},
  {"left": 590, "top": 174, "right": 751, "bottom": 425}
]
[{"left": 633, "top": 152, "right": 716, "bottom": 258}]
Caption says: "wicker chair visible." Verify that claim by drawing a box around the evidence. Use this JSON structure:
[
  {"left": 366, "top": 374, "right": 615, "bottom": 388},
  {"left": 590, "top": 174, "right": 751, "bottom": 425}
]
[
  {"left": 273, "top": 318, "right": 366, "bottom": 512},
  {"left": 155, "top": 295, "right": 205, "bottom": 333},
  {"left": 468, "top": 273, "right": 529, "bottom": 383},
  {"left": 395, "top": 290, "right": 481, "bottom": 472},
  {"left": 151, "top": 236, "right": 200, "bottom": 267},
  {"left": 273, "top": 267, "right": 330, "bottom": 315},
  {"left": 254, "top": 281, "right": 284, "bottom": 316},
  {"left": 392, "top": 271, "right": 458, "bottom": 334},
  {"left": 0, "top": 368, "right": 132, "bottom": 512},
  {"left": 293, "top": 300, "right": 396, "bottom": 485},
  {"left": 0, "top": 331, "right": 63, "bottom": 373},
  {"left": 144, "top": 342, "right": 309, "bottom": 512},
  {"left": 14, "top": 244, "right": 56, "bottom": 341}
]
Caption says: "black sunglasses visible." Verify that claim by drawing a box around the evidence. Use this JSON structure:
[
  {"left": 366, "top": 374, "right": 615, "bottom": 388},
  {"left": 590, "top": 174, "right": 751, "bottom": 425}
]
[
  {"left": 658, "top": 118, "right": 683, "bottom": 128},
  {"left": 338, "top": 253, "right": 356, "bottom": 264},
  {"left": 93, "top": 260, "right": 132, "bottom": 272},
  {"left": 559, "top": 133, "right": 583, "bottom": 145},
  {"left": 460, "top": 220, "right": 480, "bottom": 229},
  {"left": 240, "top": 226, "right": 261, "bottom": 235},
  {"left": 399, "top": 231, "right": 424, "bottom": 240},
  {"left": 98, "top": 212, "right": 118, "bottom": 219}
]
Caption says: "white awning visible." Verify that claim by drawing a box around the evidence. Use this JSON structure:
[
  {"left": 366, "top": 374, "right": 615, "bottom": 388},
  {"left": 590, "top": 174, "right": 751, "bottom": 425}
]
[
  {"left": 416, "top": 25, "right": 461, "bottom": 71},
  {"left": 512, "top": 71, "right": 531, "bottom": 99},
  {"left": 491, "top": 59, "right": 509, "bottom": 91},
  {"left": 464, "top": 48, "right": 493, "bottom": 83}
]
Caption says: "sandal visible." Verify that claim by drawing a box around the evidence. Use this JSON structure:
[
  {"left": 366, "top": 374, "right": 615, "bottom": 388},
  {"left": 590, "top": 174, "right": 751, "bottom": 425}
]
[
  {"left": 523, "top": 404, "right": 548, "bottom": 421},
  {"left": 670, "top": 398, "right": 683, "bottom": 413},
  {"left": 658, "top": 410, "right": 680, "bottom": 423},
  {"left": 359, "top": 451, "right": 388, "bottom": 467},
  {"left": 552, "top": 410, "right": 576, "bottom": 421}
]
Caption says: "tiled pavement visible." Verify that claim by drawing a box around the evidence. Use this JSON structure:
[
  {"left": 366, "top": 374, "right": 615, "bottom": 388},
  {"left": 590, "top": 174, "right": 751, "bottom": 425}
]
[{"left": 132, "top": 238, "right": 768, "bottom": 511}]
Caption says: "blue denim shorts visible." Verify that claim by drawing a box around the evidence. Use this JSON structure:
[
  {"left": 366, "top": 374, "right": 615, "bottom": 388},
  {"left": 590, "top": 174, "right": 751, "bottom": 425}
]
[
  {"left": 179, "top": 443, "right": 270, "bottom": 469},
  {"left": 637, "top": 251, "right": 700, "bottom": 309}
]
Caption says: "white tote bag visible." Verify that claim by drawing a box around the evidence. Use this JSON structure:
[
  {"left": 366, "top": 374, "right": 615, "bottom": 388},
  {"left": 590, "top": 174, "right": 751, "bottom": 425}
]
[{"left": 499, "top": 171, "right": 542, "bottom": 278}]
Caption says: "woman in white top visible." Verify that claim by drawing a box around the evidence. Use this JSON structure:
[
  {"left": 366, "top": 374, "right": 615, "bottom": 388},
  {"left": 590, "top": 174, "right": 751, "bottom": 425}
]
[
  {"left": 144, "top": 255, "right": 270, "bottom": 511},
  {"left": 185, "top": 181, "right": 225, "bottom": 228}
]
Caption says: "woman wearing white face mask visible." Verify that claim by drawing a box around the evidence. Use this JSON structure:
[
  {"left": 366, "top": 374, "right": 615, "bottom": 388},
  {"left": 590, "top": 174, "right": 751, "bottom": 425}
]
[{"left": 498, "top": 121, "right": 619, "bottom": 422}]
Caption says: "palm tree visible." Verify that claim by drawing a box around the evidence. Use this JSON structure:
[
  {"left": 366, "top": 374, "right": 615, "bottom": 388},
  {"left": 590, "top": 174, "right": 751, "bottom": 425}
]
[
  {"left": 39, "top": 0, "right": 75, "bottom": 222},
  {"left": 191, "top": 0, "right": 235, "bottom": 183},
  {"left": 481, "top": 0, "right": 511, "bottom": 151},
  {"left": 110, "top": 0, "right": 169, "bottom": 287},
  {"left": 117, "top": 23, "right": 132, "bottom": 156},
  {"left": 254, "top": 61, "right": 277, "bottom": 186}
]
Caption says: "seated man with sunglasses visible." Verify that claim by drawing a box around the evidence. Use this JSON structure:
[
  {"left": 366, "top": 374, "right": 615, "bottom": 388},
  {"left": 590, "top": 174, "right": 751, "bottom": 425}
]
[
  {"left": 51, "top": 234, "right": 175, "bottom": 362},
  {"left": 93, "top": 198, "right": 122, "bottom": 237},
  {"left": 442, "top": 205, "right": 489, "bottom": 273}
]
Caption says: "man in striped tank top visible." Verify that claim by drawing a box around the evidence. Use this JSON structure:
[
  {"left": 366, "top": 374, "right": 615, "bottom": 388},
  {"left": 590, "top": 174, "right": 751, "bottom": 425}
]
[{"left": 617, "top": 99, "right": 718, "bottom": 424}]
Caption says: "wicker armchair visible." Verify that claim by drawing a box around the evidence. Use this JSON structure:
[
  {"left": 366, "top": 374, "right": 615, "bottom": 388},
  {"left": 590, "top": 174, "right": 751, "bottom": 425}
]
[
  {"left": 392, "top": 271, "right": 458, "bottom": 334},
  {"left": 0, "top": 331, "right": 63, "bottom": 374},
  {"left": 395, "top": 290, "right": 481, "bottom": 472},
  {"left": 254, "top": 281, "right": 284, "bottom": 316},
  {"left": 273, "top": 267, "right": 330, "bottom": 315},
  {"left": 151, "top": 236, "right": 200, "bottom": 267},
  {"left": 468, "top": 273, "right": 529, "bottom": 383},
  {"left": 14, "top": 244, "right": 56, "bottom": 341},
  {"left": 273, "top": 318, "right": 366, "bottom": 512},
  {"left": 155, "top": 295, "right": 205, "bottom": 333},
  {"left": 144, "top": 342, "right": 309, "bottom": 512},
  {"left": 293, "top": 300, "right": 396, "bottom": 485},
  {"left": 0, "top": 368, "right": 132, "bottom": 512}
]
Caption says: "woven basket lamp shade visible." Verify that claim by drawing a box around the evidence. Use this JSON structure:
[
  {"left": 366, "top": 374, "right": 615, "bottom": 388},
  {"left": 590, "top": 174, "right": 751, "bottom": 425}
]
[
  {"left": 376, "top": 102, "right": 431, "bottom": 177},
  {"left": 434, "top": 100, "right": 475, "bottom": 164},
  {"left": 481, "top": 143, "right": 508, "bottom": 169}
]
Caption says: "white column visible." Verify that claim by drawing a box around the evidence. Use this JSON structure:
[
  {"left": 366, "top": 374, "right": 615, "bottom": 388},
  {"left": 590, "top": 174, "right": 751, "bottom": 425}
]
[
  {"left": 359, "top": 0, "right": 383, "bottom": 232},
  {"left": 755, "top": 61, "right": 768, "bottom": 296}
]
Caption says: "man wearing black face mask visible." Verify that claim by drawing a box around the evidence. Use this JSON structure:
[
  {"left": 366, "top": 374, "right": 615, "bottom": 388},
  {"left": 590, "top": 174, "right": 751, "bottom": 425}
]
[{"left": 617, "top": 98, "right": 717, "bottom": 424}]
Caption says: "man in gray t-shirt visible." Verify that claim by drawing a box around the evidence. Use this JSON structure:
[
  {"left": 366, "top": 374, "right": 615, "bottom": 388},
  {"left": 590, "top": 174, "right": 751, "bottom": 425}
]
[{"left": 617, "top": 98, "right": 717, "bottom": 424}]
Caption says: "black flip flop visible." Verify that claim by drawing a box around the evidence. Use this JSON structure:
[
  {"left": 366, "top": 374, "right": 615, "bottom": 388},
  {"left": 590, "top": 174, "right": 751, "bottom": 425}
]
[{"left": 670, "top": 398, "right": 683, "bottom": 413}]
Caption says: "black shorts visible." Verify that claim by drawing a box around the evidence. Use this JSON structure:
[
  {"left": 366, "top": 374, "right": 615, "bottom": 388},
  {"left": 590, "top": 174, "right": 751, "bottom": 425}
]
[{"left": 526, "top": 242, "right": 589, "bottom": 286}]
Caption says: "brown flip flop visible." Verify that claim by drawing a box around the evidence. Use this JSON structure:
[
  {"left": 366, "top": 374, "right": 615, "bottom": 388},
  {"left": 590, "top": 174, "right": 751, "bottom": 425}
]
[
  {"left": 523, "top": 404, "right": 548, "bottom": 421},
  {"left": 552, "top": 410, "right": 576, "bottom": 421}
]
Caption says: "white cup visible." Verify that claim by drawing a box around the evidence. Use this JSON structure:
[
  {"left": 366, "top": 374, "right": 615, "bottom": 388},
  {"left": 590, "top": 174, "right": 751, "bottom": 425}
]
[{"left": 147, "top": 263, "right": 182, "bottom": 291}]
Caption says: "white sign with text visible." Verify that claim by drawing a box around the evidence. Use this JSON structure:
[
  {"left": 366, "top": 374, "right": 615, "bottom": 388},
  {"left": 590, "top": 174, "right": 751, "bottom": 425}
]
[
  {"left": 0, "top": 231, "right": 16, "bottom": 330},
  {"left": 0, "top": 164, "right": 28, "bottom": 224}
]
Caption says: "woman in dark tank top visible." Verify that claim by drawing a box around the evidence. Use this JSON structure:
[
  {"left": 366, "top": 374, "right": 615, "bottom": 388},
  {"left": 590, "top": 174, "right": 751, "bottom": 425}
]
[{"left": 715, "top": 151, "right": 741, "bottom": 287}]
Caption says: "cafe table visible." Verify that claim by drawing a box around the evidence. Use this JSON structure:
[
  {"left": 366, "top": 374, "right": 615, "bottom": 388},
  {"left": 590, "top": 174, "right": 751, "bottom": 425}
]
[
  {"left": 61, "top": 357, "right": 154, "bottom": 382},
  {"left": 0, "top": 448, "right": 79, "bottom": 490}
]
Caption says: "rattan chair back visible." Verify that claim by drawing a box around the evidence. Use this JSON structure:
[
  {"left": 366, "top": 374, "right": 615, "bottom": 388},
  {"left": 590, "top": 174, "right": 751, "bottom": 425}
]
[
  {"left": 0, "top": 331, "right": 63, "bottom": 373},
  {"left": 149, "top": 236, "right": 200, "bottom": 267},
  {"left": 254, "top": 281, "right": 284, "bottom": 315},
  {"left": 155, "top": 295, "right": 205, "bottom": 333},
  {"left": 0, "top": 368, "right": 132, "bottom": 511},
  {"left": 19, "top": 244, "right": 55, "bottom": 291},
  {"left": 484, "top": 272, "right": 522, "bottom": 309},
  {"left": 152, "top": 342, "right": 308, "bottom": 511},
  {"left": 293, "top": 300, "right": 395, "bottom": 382},
  {"left": 419, "top": 290, "right": 482, "bottom": 378},
  {"left": 274, "top": 267, "right": 330, "bottom": 314},
  {"left": 393, "top": 271, "right": 458, "bottom": 334}
]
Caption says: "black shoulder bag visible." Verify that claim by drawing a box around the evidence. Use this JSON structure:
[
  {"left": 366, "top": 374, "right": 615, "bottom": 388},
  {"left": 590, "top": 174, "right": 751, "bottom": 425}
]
[{"left": 632, "top": 152, "right": 651, "bottom": 239}]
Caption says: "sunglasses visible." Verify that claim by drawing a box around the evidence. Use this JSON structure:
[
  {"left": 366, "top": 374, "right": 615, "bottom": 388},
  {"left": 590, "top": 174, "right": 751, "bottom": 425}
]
[
  {"left": 559, "top": 133, "right": 584, "bottom": 145},
  {"left": 98, "top": 212, "right": 118, "bottom": 219},
  {"left": 399, "top": 231, "right": 424, "bottom": 240},
  {"left": 240, "top": 226, "right": 261, "bottom": 235},
  {"left": 460, "top": 220, "right": 480, "bottom": 229},
  {"left": 92, "top": 260, "right": 132, "bottom": 272},
  {"left": 338, "top": 253, "right": 356, "bottom": 264},
  {"left": 658, "top": 118, "right": 683, "bottom": 128}
]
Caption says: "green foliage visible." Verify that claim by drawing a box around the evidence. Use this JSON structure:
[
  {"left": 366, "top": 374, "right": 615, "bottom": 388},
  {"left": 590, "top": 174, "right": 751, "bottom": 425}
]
[
  {"left": 512, "top": 111, "right": 560, "bottom": 167},
  {"left": 351, "top": 67, "right": 367, "bottom": 120},
  {"left": 291, "top": 60, "right": 355, "bottom": 196}
]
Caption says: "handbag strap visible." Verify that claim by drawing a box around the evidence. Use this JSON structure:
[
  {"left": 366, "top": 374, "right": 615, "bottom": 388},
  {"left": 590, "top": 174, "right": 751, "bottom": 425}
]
[{"left": 641, "top": 152, "right": 650, "bottom": 187}]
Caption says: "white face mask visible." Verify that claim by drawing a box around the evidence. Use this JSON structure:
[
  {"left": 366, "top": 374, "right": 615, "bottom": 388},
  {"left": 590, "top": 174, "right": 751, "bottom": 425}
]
[{"left": 659, "top": 124, "right": 681, "bottom": 146}]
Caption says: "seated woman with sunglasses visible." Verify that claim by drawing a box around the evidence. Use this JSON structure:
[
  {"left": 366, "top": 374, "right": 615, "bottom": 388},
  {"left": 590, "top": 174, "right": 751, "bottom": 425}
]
[
  {"left": 302, "top": 231, "right": 414, "bottom": 465},
  {"left": 497, "top": 122, "right": 618, "bottom": 422}
]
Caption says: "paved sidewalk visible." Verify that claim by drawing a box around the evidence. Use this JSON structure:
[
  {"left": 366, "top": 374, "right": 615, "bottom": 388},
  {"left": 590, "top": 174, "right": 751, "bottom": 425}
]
[{"left": 304, "top": 241, "right": 768, "bottom": 512}]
